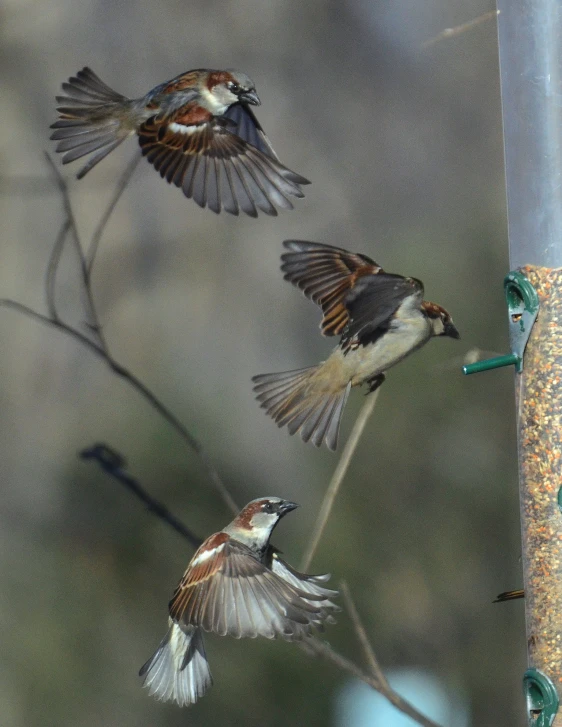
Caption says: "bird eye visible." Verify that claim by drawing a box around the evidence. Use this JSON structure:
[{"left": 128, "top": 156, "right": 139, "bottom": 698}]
[
  {"left": 227, "top": 82, "right": 240, "bottom": 94},
  {"left": 262, "top": 502, "right": 274, "bottom": 513}
]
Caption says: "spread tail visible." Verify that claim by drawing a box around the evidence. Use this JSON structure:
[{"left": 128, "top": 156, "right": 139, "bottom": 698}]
[
  {"left": 50, "top": 67, "right": 133, "bottom": 178},
  {"left": 139, "top": 622, "right": 212, "bottom": 706},
  {"left": 252, "top": 366, "right": 351, "bottom": 451}
]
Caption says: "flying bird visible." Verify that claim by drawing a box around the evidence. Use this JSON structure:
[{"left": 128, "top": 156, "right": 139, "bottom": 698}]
[
  {"left": 140, "top": 497, "right": 338, "bottom": 706},
  {"left": 253, "top": 240, "right": 460, "bottom": 450},
  {"left": 50, "top": 67, "right": 309, "bottom": 216}
]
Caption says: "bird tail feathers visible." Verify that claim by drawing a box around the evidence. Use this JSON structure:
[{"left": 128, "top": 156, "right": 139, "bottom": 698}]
[
  {"left": 252, "top": 365, "right": 351, "bottom": 450},
  {"left": 139, "top": 622, "right": 212, "bottom": 706},
  {"left": 50, "top": 67, "right": 133, "bottom": 178}
]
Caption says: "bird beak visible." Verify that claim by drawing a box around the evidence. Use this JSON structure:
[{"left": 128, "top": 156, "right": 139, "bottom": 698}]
[
  {"left": 444, "top": 321, "right": 460, "bottom": 340},
  {"left": 240, "top": 89, "right": 261, "bottom": 106},
  {"left": 279, "top": 501, "right": 299, "bottom": 516}
]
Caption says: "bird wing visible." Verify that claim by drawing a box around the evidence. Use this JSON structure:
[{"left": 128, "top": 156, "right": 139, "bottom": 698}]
[
  {"left": 222, "top": 102, "right": 279, "bottom": 159},
  {"left": 341, "top": 273, "right": 424, "bottom": 347},
  {"left": 270, "top": 552, "right": 339, "bottom": 626},
  {"left": 280, "top": 240, "right": 383, "bottom": 336},
  {"left": 168, "top": 535, "right": 328, "bottom": 640},
  {"left": 138, "top": 104, "right": 308, "bottom": 217}
]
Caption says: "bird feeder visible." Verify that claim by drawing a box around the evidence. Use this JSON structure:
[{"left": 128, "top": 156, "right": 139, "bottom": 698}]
[{"left": 467, "top": 1, "right": 562, "bottom": 724}]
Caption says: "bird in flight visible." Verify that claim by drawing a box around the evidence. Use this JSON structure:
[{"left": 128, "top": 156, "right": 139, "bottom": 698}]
[
  {"left": 50, "top": 67, "right": 309, "bottom": 216},
  {"left": 253, "top": 240, "right": 460, "bottom": 450},
  {"left": 140, "top": 497, "right": 338, "bottom": 706}
]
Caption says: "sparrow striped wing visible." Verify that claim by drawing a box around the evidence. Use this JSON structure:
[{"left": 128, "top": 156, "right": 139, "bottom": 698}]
[
  {"left": 270, "top": 552, "right": 339, "bottom": 627},
  {"left": 138, "top": 108, "right": 308, "bottom": 217},
  {"left": 281, "top": 240, "right": 383, "bottom": 336},
  {"left": 342, "top": 273, "right": 424, "bottom": 347},
  {"left": 222, "top": 103, "right": 278, "bottom": 159},
  {"left": 168, "top": 535, "right": 328, "bottom": 641}
]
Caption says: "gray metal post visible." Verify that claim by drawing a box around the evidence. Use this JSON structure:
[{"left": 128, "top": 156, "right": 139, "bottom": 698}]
[
  {"left": 497, "top": 1, "right": 562, "bottom": 269},
  {"left": 497, "top": 1, "right": 562, "bottom": 723}
]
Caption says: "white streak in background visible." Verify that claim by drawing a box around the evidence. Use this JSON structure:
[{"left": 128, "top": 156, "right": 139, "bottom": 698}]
[{"left": 334, "top": 669, "right": 470, "bottom": 727}]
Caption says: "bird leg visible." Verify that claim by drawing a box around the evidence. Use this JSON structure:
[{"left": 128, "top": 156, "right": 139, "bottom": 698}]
[{"left": 365, "top": 373, "right": 385, "bottom": 394}]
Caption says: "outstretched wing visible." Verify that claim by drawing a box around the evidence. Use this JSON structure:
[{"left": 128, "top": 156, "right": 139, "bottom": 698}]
[
  {"left": 138, "top": 105, "right": 308, "bottom": 217},
  {"left": 281, "top": 240, "right": 424, "bottom": 349},
  {"left": 222, "top": 102, "right": 278, "bottom": 159},
  {"left": 270, "top": 551, "right": 339, "bottom": 628},
  {"left": 281, "top": 240, "right": 383, "bottom": 336},
  {"left": 342, "top": 273, "right": 424, "bottom": 347},
  {"left": 168, "top": 535, "right": 328, "bottom": 641}
]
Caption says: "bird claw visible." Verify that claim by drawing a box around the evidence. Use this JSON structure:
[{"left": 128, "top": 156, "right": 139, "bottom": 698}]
[{"left": 366, "top": 374, "right": 385, "bottom": 394}]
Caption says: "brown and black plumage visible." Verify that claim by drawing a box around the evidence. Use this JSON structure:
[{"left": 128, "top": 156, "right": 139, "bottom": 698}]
[
  {"left": 253, "top": 241, "right": 460, "bottom": 450},
  {"left": 140, "top": 498, "right": 338, "bottom": 706},
  {"left": 50, "top": 67, "right": 309, "bottom": 216}
]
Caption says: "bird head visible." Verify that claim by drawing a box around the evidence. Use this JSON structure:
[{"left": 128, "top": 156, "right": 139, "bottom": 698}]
[
  {"left": 423, "top": 302, "right": 460, "bottom": 340},
  {"left": 224, "top": 497, "right": 299, "bottom": 548},
  {"left": 204, "top": 70, "right": 260, "bottom": 114}
]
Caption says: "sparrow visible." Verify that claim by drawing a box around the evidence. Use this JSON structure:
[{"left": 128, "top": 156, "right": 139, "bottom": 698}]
[
  {"left": 252, "top": 240, "right": 460, "bottom": 451},
  {"left": 139, "top": 497, "right": 338, "bottom": 706},
  {"left": 50, "top": 67, "right": 309, "bottom": 216}
]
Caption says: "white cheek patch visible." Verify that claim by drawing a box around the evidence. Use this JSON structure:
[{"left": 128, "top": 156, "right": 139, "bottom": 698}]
[
  {"left": 191, "top": 542, "right": 225, "bottom": 566},
  {"left": 200, "top": 86, "right": 234, "bottom": 116},
  {"left": 169, "top": 122, "right": 199, "bottom": 135}
]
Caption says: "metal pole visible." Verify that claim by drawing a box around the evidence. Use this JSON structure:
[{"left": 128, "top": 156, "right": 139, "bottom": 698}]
[
  {"left": 497, "top": 1, "right": 562, "bottom": 269},
  {"left": 497, "top": 1, "right": 562, "bottom": 722}
]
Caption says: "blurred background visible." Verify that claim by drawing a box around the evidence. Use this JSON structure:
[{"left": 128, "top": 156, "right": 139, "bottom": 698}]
[{"left": 1, "top": 1, "right": 524, "bottom": 725}]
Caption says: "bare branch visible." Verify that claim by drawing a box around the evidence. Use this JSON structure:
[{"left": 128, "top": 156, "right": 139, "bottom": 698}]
[
  {"left": 87, "top": 154, "right": 141, "bottom": 276},
  {"left": 303, "top": 638, "right": 442, "bottom": 727},
  {"left": 422, "top": 10, "right": 499, "bottom": 49},
  {"left": 81, "top": 443, "right": 203, "bottom": 548},
  {"left": 339, "top": 580, "right": 389, "bottom": 689},
  {"left": 300, "top": 390, "right": 380, "bottom": 571},
  {"left": 105, "top": 358, "right": 239, "bottom": 514},
  {"left": 46, "top": 219, "right": 71, "bottom": 322},
  {"left": 0, "top": 297, "right": 239, "bottom": 515},
  {"left": 44, "top": 153, "right": 107, "bottom": 351},
  {"left": 0, "top": 299, "right": 106, "bottom": 356},
  {"left": 76, "top": 440, "right": 441, "bottom": 727},
  {"left": 1, "top": 158, "right": 239, "bottom": 515}
]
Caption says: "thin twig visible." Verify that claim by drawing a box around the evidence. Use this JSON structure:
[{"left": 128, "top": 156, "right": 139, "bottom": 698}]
[
  {"left": 44, "top": 153, "right": 108, "bottom": 351},
  {"left": 0, "top": 299, "right": 106, "bottom": 355},
  {"left": 74, "top": 439, "right": 440, "bottom": 727},
  {"left": 300, "top": 390, "right": 380, "bottom": 571},
  {"left": 303, "top": 639, "right": 442, "bottom": 727},
  {"left": 339, "top": 580, "right": 389, "bottom": 689},
  {"left": 29, "top": 155, "right": 238, "bottom": 514},
  {"left": 106, "top": 359, "right": 239, "bottom": 514},
  {"left": 46, "top": 219, "right": 71, "bottom": 322},
  {"left": 86, "top": 154, "right": 141, "bottom": 276},
  {"left": 0, "top": 297, "right": 239, "bottom": 515},
  {"left": 81, "top": 443, "right": 203, "bottom": 548},
  {"left": 1, "top": 158, "right": 238, "bottom": 515},
  {"left": 422, "top": 10, "right": 499, "bottom": 49}
]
